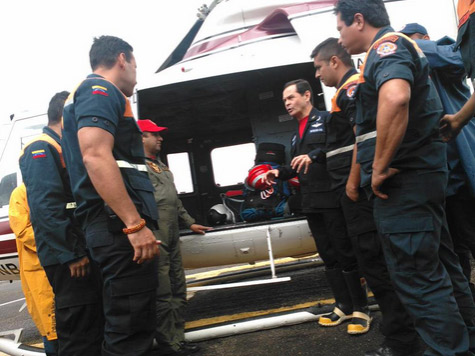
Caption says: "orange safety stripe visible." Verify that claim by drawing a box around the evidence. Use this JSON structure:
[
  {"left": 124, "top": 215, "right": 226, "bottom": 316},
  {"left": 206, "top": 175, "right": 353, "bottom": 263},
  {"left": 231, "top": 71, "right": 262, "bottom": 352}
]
[
  {"left": 330, "top": 73, "right": 360, "bottom": 113},
  {"left": 20, "top": 133, "right": 65, "bottom": 168},
  {"left": 458, "top": 0, "right": 475, "bottom": 28}
]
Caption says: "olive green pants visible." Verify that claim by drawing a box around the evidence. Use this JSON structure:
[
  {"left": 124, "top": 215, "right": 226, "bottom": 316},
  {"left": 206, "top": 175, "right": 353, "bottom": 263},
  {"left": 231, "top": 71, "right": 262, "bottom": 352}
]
[{"left": 154, "top": 208, "right": 187, "bottom": 352}]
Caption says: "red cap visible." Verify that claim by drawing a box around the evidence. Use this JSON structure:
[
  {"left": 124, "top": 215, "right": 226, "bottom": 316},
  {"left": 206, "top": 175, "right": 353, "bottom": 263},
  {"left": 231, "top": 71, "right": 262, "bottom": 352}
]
[{"left": 137, "top": 119, "right": 168, "bottom": 133}]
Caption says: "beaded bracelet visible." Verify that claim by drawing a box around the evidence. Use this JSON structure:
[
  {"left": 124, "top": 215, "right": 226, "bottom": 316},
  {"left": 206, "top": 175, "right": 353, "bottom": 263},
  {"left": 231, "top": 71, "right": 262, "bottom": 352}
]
[{"left": 122, "top": 218, "right": 146, "bottom": 235}]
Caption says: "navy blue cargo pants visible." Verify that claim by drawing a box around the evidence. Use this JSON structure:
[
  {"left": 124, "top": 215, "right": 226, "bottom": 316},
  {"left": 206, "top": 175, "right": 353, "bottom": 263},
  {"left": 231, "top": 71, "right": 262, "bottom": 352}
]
[
  {"left": 340, "top": 191, "right": 419, "bottom": 352},
  {"left": 373, "top": 170, "right": 475, "bottom": 356},
  {"left": 85, "top": 214, "right": 158, "bottom": 356}
]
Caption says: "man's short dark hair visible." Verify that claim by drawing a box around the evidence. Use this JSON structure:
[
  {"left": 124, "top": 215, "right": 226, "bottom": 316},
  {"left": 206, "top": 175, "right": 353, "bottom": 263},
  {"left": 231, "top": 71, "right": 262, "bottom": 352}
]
[
  {"left": 283, "top": 79, "right": 314, "bottom": 105},
  {"left": 310, "top": 37, "right": 353, "bottom": 68},
  {"left": 89, "top": 35, "right": 134, "bottom": 71},
  {"left": 47, "top": 91, "right": 69, "bottom": 125},
  {"left": 334, "top": 0, "right": 390, "bottom": 28}
]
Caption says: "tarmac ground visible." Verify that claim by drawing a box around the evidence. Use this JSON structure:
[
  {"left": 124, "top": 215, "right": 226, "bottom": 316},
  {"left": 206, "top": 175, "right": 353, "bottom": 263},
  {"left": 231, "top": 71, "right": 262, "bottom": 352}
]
[{"left": 0, "top": 255, "right": 449, "bottom": 356}]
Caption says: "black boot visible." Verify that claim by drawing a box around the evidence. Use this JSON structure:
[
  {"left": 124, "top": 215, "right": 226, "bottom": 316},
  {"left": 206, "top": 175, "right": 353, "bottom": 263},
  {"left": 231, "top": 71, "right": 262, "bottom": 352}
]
[
  {"left": 318, "top": 268, "right": 353, "bottom": 327},
  {"left": 343, "top": 269, "right": 372, "bottom": 334}
]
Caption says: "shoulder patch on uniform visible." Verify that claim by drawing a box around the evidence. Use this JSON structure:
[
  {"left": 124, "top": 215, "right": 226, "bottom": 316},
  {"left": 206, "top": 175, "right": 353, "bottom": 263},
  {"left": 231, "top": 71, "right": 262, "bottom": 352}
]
[
  {"left": 32, "top": 149, "right": 46, "bottom": 159},
  {"left": 147, "top": 161, "right": 161, "bottom": 173},
  {"left": 373, "top": 35, "right": 399, "bottom": 50},
  {"left": 92, "top": 85, "right": 109, "bottom": 97},
  {"left": 346, "top": 84, "right": 357, "bottom": 98},
  {"left": 376, "top": 42, "right": 398, "bottom": 57}
]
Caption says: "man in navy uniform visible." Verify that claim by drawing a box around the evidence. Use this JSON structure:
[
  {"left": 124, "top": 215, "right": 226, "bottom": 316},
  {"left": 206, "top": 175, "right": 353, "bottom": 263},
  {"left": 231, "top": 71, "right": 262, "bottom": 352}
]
[
  {"left": 400, "top": 22, "right": 475, "bottom": 299},
  {"left": 264, "top": 79, "right": 371, "bottom": 335},
  {"left": 19, "top": 91, "right": 103, "bottom": 355},
  {"left": 311, "top": 37, "right": 420, "bottom": 356},
  {"left": 335, "top": 0, "right": 475, "bottom": 354},
  {"left": 62, "top": 36, "right": 159, "bottom": 356},
  {"left": 441, "top": 0, "right": 475, "bottom": 140}
]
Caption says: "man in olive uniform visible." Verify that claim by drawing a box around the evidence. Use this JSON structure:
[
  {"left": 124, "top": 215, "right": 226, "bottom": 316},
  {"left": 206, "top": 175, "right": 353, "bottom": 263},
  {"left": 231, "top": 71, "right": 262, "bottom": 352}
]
[
  {"left": 311, "top": 37, "right": 420, "bottom": 356},
  {"left": 335, "top": 1, "right": 475, "bottom": 355},
  {"left": 137, "top": 119, "right": 210, "bottom": 356}
]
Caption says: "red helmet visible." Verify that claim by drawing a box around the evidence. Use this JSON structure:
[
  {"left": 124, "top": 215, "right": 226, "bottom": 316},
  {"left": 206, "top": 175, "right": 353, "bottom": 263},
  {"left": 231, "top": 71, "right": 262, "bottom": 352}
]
[
  {"left": 289, "top": 176, "right": 300, "bottom": 190},
  {"left": 247, "top": 164, "right": 272, "bottom": 190}
]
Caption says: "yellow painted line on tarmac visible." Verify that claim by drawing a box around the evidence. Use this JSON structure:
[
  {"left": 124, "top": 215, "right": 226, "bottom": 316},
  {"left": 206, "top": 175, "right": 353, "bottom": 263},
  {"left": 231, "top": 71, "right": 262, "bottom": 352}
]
[
  {"left": 186, "top": 254, "right": 319, "bottom": 281},
  {"left": 185, "top": 297, "right": 334, "bottom": 330},
  {"left": 185, "top": 290, "right": 375, "bottom": 330}
]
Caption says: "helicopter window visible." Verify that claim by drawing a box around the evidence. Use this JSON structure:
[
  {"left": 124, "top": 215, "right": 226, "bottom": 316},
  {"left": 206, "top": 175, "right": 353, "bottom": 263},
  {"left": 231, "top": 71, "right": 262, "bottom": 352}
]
[
  {"left": 211, "top": 143, "right": 256, "bottom": 187},
  {"left": 167, "top": 152, "right": 194, "bottom": 194}
]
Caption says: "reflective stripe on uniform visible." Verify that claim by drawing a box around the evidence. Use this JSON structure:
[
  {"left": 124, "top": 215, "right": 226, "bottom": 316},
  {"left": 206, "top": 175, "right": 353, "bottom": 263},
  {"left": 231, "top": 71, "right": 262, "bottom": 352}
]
[
  {"left": 116, "top": 160, "right": 148, "bottom": 172},
  {"left": 20, "top": 133, "right": 65, "bottom": 168},
  {"left": 66, "top": 202, "right": 77, "bottom": 209},
  {"left": 326, "top": 144, "right": 355, "bottom": 158},
  {"left": 356, "top": 131, "right": 377, "bottom": 143}
]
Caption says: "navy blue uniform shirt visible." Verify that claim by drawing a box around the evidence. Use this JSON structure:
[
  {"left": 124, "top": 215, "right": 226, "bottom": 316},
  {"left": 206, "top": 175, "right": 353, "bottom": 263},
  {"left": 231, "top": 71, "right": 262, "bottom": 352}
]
[
  {"left": 62, "top": 74, "right": 157, "bottom": 231},
  {"left": 416, "top": 37, "right": 475, "bottom": 196},
  {"left": 278, "top": 108, "right": 339, "bottom": 210},
  {"left": 355, "top": 26, "right": 446, "bottom": 188},
  {"left": 325, "top": 68, "right": 359, "bottom": 191},
  {"left": 19, "top": 126, "right": 86, "bottom": 267}
]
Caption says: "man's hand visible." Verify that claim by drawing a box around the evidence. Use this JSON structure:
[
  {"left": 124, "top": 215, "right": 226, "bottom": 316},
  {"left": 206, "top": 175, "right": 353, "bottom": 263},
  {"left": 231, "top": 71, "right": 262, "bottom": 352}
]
[
  {"left": 264, "top": 169, "right": 279, "bottom": 186},
  {"left": 345, "top": 182, "right": 359, "bottom": 202},
  {"left": 190, "top": 224, "right": 212, "bottom": 235},
  {"left": 371, "top": 168, "right": 400, "bottom": 200},
  {"left": 127, "top": 226, "right": 159, "bottom": 264},
  {"left": 291, "top": 155, "right": 312, "bottom": 174},
  {"left": 440, "top": 92, "right": 475, "bottom": 141},
  {"left": 440, "top": 114, "right": 463, "bottom": 142},
  {"left": 68, "top": 256, "right": 90, "bottom": 278}
]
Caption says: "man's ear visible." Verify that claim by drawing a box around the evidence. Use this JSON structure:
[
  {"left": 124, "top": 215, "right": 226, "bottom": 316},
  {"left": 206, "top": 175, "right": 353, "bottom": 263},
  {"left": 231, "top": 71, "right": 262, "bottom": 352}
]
[
  {"left": 354, "top": 13, "right": 365, "bottom": 31},
  {"left": 330, "top": 55, "right": 339, "bottom": 69},
  {"left": 117, "top": 53, "right": 127, "bottom": 69},
  {"left": 304, "top": 90, "right": 311, "bottom": 102}
]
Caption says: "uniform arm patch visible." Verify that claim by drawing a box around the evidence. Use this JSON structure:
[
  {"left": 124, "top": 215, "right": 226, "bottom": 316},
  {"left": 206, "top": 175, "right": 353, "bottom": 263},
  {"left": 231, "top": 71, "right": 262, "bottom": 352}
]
[
  {"left": 32, "top": 149, "right": 46, "bottom": 159},
  {"left": 376, "top": 42, "right": 398, "bottom": 57},
  {"left": 91, "top": 85, "right": 109, "bottom": 97}
]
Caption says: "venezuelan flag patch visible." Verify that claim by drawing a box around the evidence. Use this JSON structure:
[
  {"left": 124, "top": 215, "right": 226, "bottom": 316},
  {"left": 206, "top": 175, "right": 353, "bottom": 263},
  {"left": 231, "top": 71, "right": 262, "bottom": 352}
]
[
  {"left": 92, "top": 85, "right": 108, "bottom": 97},
  {"left": 32, "top": 149, "right": 46, "bottom": 159}
]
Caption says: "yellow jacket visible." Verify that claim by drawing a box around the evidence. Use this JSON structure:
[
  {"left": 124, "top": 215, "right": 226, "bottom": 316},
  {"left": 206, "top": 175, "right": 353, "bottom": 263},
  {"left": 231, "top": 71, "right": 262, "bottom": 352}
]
[{"left": 8, "top": 183, "right": 57, "bottom": 340}]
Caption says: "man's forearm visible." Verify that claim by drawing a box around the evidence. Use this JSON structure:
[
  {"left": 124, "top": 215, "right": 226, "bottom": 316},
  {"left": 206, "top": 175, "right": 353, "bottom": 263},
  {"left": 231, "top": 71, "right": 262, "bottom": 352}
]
[
  {"left": 83, "top": 152, "right": 142, "bottom": 227},
  {"left": 373, "top": 80, "right": 410, "bottom": 173},
  {"left": 454, "top": 92, "right": 475, "bottom": 124},
  {"left": 347, "top": 143, "right": 361, "bottom": 189},
  {"left": 278, "top": 164, "right": 297, "bottom": 180}
]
